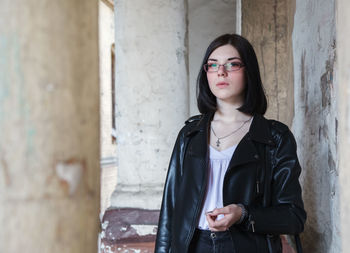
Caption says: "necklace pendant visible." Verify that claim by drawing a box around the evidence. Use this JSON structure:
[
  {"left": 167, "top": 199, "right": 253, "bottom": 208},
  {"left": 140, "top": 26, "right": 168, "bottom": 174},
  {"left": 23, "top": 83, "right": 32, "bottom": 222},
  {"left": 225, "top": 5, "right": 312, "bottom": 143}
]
[{"left": 216, "top": 139, "right": 220, "bottom": 147}]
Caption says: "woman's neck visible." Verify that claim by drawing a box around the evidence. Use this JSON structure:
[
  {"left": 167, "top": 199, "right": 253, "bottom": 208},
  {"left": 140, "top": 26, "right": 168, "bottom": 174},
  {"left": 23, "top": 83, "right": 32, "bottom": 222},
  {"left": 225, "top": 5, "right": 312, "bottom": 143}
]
[{"left": 214, "top": 99, "right": 251, "bottom": 122}]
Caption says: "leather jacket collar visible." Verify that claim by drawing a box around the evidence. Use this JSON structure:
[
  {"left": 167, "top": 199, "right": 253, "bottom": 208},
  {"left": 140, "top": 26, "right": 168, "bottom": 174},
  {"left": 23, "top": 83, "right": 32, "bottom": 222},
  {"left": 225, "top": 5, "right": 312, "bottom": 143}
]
[
  {"left": 185, "top": 112, "right": 276, "bottom": 169},
  {"left": 187, "top": 111, "right": 274, "bottom": 145}
]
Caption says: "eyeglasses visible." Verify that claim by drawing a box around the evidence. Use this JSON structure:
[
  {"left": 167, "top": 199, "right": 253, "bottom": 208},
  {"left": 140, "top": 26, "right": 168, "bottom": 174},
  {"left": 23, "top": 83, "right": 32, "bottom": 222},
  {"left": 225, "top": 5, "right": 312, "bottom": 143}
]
[{"left": 203, "top": 61, "right": 245, "bottom": 73}]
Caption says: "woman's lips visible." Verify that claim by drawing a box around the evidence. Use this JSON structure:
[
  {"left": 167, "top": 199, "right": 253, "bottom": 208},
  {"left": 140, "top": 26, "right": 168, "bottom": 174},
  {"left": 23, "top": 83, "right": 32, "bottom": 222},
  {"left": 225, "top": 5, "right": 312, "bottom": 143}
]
[{"left": 216, "top": 82, "right": 229, "bottom": 87}]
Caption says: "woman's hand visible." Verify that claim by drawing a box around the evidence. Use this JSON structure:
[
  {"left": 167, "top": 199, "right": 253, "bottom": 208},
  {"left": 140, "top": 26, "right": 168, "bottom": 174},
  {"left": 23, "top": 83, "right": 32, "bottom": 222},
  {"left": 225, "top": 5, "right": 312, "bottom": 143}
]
[{"left": 206, "top": 204, "right": 243, "bottom": 231}]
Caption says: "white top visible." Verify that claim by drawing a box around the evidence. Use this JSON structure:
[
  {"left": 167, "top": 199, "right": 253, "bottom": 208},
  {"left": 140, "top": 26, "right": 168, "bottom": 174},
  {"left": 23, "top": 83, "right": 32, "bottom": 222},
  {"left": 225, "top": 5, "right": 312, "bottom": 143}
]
[{"left": 197, "top": 144, "right": 237, "bottom": 230}]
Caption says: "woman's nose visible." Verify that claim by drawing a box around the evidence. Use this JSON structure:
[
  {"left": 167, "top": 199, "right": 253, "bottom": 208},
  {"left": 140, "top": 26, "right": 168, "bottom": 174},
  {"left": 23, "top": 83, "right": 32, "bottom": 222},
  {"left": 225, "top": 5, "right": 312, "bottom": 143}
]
[{"left": 217, "top": 65, "right": 228, "bottom": 77}]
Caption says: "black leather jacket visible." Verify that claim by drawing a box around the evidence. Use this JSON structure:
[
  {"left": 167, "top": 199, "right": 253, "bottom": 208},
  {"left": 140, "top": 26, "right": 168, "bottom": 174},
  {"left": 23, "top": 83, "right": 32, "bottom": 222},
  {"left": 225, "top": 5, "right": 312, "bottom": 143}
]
[{"left": 155, "top": 112, "right": 306, "bottom": 253}]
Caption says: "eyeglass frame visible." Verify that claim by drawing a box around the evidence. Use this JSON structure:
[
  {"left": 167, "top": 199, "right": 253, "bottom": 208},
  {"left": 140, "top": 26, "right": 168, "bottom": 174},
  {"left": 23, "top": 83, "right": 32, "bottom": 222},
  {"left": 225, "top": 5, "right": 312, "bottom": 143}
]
[{"left": 203, "top": 61, "right": 245, "bottom": 73}]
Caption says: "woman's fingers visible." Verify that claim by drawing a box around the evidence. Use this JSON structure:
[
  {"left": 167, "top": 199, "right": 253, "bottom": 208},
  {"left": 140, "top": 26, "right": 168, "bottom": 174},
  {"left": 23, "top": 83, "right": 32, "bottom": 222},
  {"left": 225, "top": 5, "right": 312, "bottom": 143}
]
[
  {"left": 206, "top": 213, "right": 230, "bottom": 231},
  {"left": 211, "top": 205, "right": 235, "bottom": 216},
  {"left": 206, "top": 213, "right": 217, "bottom": 229},
  {"left": 211, "top": 206, "right": 228, "bottom": 216},
  {"left": 206, "top": 204, "right": 241, "bottom": 231},
  {"left": 214, "top": 216, "right": 229, "bottom": 227}
]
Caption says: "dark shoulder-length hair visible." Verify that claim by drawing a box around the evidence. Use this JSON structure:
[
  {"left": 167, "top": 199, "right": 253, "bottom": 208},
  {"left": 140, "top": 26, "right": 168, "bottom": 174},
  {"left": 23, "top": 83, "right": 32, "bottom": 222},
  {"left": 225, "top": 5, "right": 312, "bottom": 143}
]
[{"left": 196, "top": 34, "right": 267, "bottom": 115}]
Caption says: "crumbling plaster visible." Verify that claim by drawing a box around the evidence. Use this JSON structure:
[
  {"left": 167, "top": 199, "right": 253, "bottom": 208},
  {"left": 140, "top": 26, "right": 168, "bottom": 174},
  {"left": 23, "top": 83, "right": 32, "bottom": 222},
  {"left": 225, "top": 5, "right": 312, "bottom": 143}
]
[{"left": 292, "top": 0, "right": 339, "bottom": 252}]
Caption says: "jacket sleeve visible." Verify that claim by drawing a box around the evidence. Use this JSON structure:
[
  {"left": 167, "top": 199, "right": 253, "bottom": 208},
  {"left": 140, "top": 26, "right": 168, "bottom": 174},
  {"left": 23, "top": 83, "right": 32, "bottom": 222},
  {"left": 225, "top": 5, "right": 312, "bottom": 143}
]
[
  {"left": 155, "top": 129, "right": 184, "bottom": 253},
  {"left": 239, "top": 129, "right": 307, "bottom": 235}
]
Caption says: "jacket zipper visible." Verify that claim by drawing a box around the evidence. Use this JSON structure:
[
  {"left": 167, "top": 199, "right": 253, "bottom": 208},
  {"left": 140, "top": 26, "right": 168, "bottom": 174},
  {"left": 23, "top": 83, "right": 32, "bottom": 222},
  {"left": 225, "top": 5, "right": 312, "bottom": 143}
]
[
  {"left": 250, "top": 219, "right": 255, "bottom": 232},
  {"left": 184, "top": 148, "right": 209, "bottom": 251}
]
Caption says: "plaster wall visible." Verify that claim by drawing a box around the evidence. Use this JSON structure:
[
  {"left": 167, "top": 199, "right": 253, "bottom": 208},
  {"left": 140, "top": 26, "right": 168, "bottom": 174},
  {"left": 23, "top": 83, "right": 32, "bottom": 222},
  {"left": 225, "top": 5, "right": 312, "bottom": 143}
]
[
  {"left": 292, "top": 0, "right": 339, "bottom": 252},
  {"left": 0, "top": 0, "right": 100, "bottom": 252},
  {"left": 337, "top": 0, "right": 350, "bottom": 251},
  {"left": 110, "top": 0, "right": 188, "bottom": 210},
  {"left": 188, "top": 0, "right": 236, "bottom": 115}
]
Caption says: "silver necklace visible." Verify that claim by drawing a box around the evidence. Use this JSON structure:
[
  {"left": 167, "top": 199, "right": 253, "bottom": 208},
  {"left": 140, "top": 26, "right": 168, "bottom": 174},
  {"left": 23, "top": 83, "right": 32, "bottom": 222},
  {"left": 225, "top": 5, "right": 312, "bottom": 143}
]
[{"left": 211, "top": 117, "right": 253, "bottom": 147}]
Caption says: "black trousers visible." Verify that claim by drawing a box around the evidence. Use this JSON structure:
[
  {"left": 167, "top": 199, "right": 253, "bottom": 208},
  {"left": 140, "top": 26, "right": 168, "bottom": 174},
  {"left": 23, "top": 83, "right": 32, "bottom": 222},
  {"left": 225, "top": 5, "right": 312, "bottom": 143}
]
[{"left": 188, "top": 229, "right": 235, "bottom": 253}]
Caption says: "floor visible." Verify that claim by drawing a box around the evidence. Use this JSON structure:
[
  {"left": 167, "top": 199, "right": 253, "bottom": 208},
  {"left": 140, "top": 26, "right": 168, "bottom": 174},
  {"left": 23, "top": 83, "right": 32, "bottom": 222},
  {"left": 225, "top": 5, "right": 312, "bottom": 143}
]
[
  {"left": 100, "top": 236, "right": 296, "bottom": 253},
  {"left": 100, "top": 242, "right": 155, "bottom": 253}
]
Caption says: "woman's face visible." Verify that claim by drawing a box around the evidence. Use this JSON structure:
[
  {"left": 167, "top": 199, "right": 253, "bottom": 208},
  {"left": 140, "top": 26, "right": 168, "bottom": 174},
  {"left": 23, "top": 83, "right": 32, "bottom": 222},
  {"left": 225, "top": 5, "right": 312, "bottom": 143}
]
[{"left": 206, "top": 44, "right": 245, "bottom": 105}]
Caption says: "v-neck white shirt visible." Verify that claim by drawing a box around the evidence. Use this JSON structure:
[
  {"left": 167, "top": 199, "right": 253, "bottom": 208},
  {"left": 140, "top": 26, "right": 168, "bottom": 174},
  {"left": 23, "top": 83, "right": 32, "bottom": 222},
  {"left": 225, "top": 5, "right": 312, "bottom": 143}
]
[{"left": 197, "top": 144, "right": 237, "bottom": 230}]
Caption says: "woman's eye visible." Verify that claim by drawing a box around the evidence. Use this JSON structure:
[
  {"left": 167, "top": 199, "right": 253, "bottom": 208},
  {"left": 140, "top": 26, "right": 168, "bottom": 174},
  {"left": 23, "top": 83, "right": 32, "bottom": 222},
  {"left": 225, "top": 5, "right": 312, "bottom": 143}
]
[
  {"left": 208, "top": 63, "right": 218, "bottom": 68},
  {"left": 229, "top": 62, "right": 241, "bottom": 67}
]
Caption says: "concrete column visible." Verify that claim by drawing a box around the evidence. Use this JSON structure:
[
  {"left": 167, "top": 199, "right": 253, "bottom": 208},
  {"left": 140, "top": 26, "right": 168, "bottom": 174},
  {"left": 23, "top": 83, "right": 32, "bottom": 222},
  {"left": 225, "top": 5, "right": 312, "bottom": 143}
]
[
  {"left": 110, "top": 0, "right": 188, "bottom": 210},
  {"left": 338, "top": 0, "right": 350, "bottom": 251},
  {"left": 292, "top": 0, "right": 338, "bottom": 252},
  {"left": 241, "top": 0, "right": 295, "bottom": 126},
  {"left": 0, "top": 1, "right": 100, "bottom": 253}
]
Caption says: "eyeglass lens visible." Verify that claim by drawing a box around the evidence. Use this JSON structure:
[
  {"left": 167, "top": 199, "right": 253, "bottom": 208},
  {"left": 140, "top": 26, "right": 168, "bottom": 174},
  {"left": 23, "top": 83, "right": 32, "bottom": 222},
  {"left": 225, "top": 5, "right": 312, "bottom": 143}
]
[{"left": 205, "top": 62, "right": 243, "bottom": 72}]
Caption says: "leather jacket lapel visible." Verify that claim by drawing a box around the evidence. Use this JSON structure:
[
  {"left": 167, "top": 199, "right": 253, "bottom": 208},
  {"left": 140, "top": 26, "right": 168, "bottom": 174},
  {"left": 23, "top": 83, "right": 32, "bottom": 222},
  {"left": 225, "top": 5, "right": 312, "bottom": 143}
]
[
  {"left": 228, "top": 134, "right": 260, "bottom": 169},
  {"left": 185, "top": 112, "right": 275, "bottom": 168},
  {"left": 185, "top": 112, "right": 213, "bottom": 159},
  {"left": 227, "top": 114, "right": 275, "bottom": 169}
]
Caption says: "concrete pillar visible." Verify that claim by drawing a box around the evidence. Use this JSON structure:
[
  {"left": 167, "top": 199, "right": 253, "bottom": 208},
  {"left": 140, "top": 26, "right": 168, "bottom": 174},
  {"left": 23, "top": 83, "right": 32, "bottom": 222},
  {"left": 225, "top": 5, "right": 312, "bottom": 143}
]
[
  {"left": 0, "top": 1, "right": 100, "bottom": 253},
  {"left": 111, "top": 0, "right": 188, "bottom": 209},
  {"left": 188, "top": 0, "right": 236, "bottom": 115},
  {"left": 292, "top": 0, "right": 338, "bottom": 252},
  {"left": 338, "top": 0, "right": 350, "bottom": 251},
  {"left": 102, "top": 0, "right": 188, "bottom": 249},
  {"left": 241, "top": 0, "right": 295, "bottom": 126}
]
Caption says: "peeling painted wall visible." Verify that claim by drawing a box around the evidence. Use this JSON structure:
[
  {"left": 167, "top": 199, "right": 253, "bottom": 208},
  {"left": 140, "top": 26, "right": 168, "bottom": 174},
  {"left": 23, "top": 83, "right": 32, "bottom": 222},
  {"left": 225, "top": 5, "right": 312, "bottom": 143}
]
[{"left": 292, "top": 0, "right": 339, "bottom": 252}]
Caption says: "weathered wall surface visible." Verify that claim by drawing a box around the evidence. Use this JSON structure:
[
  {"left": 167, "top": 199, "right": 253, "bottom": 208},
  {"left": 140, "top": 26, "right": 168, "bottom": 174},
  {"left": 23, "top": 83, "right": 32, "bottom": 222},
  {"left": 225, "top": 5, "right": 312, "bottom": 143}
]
[
  {"left": 110, "top": 0, "right": 188, "bottom": 210},
  {"left": 338, "top": 0, "right": 350, "bottom": 251},
  {"left": 242, "top": 0, "right": 295, "bottom": 126},
  {"left": 240, "top": 1, "right": 298, "bottom": 250},
  {"left": 188, "top": 0, "right": 236, "bottom": 115},
  {"left": 0, "top": 0, "right": 100, "bottom": 252},
  {"left": 292, "top": 0, "right": 338, "bottom": 252}
]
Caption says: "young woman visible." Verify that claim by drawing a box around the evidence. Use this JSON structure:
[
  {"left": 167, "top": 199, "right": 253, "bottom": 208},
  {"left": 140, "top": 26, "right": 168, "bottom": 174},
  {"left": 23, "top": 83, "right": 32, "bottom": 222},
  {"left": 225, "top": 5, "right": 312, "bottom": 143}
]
[{"left": 155, "top": 34, "right": 306, "bottom": 253}]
